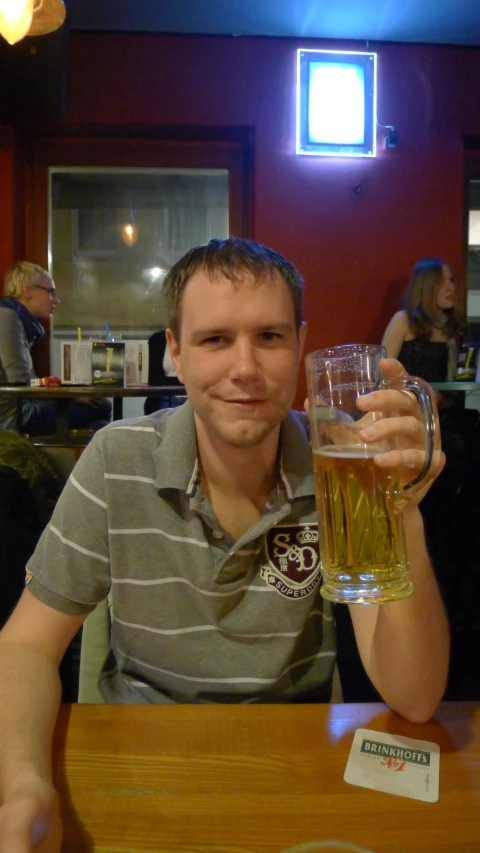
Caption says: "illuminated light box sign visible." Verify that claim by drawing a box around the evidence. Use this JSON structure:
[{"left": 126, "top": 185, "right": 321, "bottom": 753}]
[{"left": 296, "top": 49, "right": 377, "bottom": 158}]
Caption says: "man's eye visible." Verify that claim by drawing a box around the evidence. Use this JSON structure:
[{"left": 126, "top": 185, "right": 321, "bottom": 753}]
[
  {"left": 203, "top": 336, "right": 225, "bottom": 344},
  {"left": 261, "top": 332, "right": 282, "bottom": 341}
]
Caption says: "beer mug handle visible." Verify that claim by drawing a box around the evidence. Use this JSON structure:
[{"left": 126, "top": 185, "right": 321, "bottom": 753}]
[{"left": 398, "top": 376, "right": 436, "bottom": 491}]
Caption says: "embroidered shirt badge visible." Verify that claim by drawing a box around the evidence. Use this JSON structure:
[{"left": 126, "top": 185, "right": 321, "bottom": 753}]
[{"left": 261, "top": 524, "right": 321, "bottom": 599}]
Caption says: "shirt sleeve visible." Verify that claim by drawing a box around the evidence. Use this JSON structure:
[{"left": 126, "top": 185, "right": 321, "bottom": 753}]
[
  {"left": 26, "top": 434, "right": 112, "bottom": 614},
  {"left": 0, "top": 309, "right": 34, "bottom": 384}
]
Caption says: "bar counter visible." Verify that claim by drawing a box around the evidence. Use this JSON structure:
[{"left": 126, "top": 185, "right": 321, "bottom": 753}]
[{"left": 52, "top": 702, "right": 480, "bottom": 852}]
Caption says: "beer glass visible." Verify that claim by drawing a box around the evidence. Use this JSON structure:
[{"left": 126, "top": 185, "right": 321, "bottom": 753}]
[{"left": 305, "top": 344, "right": 437, "bottom": 604}]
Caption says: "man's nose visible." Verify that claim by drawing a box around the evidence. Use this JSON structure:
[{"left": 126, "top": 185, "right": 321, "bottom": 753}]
[
  {"left": 230, "top": 339, "right": 260, "bottom": 380},
  {"left": 53, "top": 294, "right": 60, "bottom": 305}
]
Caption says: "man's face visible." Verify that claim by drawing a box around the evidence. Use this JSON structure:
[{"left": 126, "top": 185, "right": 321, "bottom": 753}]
[{"left": 167, "top": 268, "right": 307, "bottom": 450}]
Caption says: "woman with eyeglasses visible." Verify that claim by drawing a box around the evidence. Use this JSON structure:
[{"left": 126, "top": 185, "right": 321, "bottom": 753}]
[{"left": 0, "top": 261, "right": 111, "bottom": 434}]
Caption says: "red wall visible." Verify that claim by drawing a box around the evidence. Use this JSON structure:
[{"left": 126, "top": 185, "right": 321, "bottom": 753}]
[
  {"left": 0, "top": 126, "right": 22, "bottom": 275},
  {"left": 3, "top": 32, "right": 480, "bottom": 402}
]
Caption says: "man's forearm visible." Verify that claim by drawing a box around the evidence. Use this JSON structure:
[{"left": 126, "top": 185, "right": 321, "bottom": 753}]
[
  {"left": 350, "top": 507, "right": 450, "bottom": 722},
  {"left": 0, "top": 643, "right": 61, "bottom": 801}
]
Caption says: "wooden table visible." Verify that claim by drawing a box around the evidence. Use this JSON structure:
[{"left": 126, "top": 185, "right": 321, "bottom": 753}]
[
  {"left": 52, "top": 702, "right": 480, "bottom": 853},
  {"left": 0, "top": 384, "right": 186, "bottom": 443}
]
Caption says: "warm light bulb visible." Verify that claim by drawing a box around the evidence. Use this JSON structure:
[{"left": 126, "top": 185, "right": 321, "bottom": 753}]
[
  {"left": 0, "top": 0, "right": 33, "bottom": 45},
  {"left": 120, "top": 223, "right": 139, "bottom": 247},
  {"left": 28, "top": 0, "right": 66, "bottom": 36}
]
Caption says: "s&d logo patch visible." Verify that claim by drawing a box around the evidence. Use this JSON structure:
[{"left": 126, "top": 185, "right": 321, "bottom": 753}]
[{"left": 261, "top": 524, "right": 321, "bottom": 599}]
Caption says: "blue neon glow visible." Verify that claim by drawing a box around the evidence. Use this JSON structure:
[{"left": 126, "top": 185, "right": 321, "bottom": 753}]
[{"left": 309, "top": 63, "right": 365, "bottom": 145}]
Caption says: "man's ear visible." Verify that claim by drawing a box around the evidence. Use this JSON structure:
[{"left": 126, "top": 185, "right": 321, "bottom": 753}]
[
  {"left": 165, "top": 329, "right": 183, "bottom": 383},
  {"left": 22, "top": 285, "right": 34, "bottom": 303}
]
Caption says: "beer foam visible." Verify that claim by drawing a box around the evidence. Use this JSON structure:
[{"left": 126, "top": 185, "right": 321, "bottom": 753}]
[{"left": 314, "top": 445, "right": 380, "bottom": 459}]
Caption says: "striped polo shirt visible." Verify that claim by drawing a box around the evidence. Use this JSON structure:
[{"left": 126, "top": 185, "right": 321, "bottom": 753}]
[{"left": 27, "top": 402, "right": 336, "bottom": 704}]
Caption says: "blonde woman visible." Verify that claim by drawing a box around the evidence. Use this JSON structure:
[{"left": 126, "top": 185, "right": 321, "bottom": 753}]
[{"left": 0, "top": 261, "right": 110, "bottom": 433}]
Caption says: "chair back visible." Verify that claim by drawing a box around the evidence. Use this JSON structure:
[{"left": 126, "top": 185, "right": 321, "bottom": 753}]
[{"left": 78, "top": 596, "right": 112, "bottom": 703}]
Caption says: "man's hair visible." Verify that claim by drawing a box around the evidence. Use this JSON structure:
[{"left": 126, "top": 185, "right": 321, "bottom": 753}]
[
  {"left": 4, "top": 261, "right": 52, "bottom": 299},
  {"left": 402, "top": 256, "right": 465, "bottom": 339},
  {"left": 162, "top": 237, "right": 304, "bottom": 342}
]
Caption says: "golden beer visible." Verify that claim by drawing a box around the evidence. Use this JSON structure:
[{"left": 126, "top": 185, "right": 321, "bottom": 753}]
[{"left": 313, "top": 446, "right": 411, "bottom": 603}]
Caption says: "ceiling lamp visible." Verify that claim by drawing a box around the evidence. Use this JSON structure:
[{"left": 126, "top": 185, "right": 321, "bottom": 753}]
[
  {"left": 28, "top": 0, "right": 65, "bottom": 35},
  {"left": 0, "top": 0, "right": 66, "bottom": 46},
  {"left": 120, "top": 198, "right": 139, "bottom": 247},
  {"left": 120, "top": 223, "right": 139, "bottom": 248}
]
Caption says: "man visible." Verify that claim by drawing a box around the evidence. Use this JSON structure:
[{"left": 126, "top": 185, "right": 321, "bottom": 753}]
[
  {"left": 0, "top": 261, "right": 111, "bottom": 433},
  {"left": 0, "top": 238, "right": 449, "bottom": 853}
]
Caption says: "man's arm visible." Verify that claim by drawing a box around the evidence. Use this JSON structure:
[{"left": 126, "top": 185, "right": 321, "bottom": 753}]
[
  {"left": 0, "top": 589, "right": 87, "bottom": 853},
  {"left": 0, "top": 310, "right": 33, "bottom": 384},
  {"left": 349, "top": 506, "right": 449, "bottom": 723},
  {"left": 347, "top": 358, "right": 449, "bottom": 722}
]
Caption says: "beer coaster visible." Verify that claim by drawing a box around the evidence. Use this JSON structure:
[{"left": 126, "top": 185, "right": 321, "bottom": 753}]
[{"left": 344, "top": 728, "right": 440, "bottom": 803}]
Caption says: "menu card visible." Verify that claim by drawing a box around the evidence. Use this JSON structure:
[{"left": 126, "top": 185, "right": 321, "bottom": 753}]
[
  {"left": 61, "top": 341, "right": 93, "bottom": 385},
  {"left": 92, "top": 341, "right": 125, "bottom": 386}
]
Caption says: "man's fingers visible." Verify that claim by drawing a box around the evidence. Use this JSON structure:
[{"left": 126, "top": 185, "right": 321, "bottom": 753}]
[
  {"left": 379, "top": 356, "right": 408, "bottom": 378},
  {"left": 0, "top": 786, "right": 61, "bottom": 853},
  {"left": 374, "top": 447, "right": 445, "bottom": 479},
  {"left": 358, "top": 414, "right": 423, "bottom": 445},
  {"left": 357, "top": 388, "right": 418, "bottom": 416},
  {"left": 374, "top": 448, "right": 425, "bottom": 471},
  {"left": 0, "top": 802, "right": 44, "bottom": 853}
]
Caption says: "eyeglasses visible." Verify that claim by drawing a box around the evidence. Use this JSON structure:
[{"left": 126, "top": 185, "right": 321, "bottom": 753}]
[{"left": 33, "top": 284, "right": 57, "bottom": 298}]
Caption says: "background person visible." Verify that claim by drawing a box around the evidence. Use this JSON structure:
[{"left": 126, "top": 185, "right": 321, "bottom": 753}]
[
  {"left": 0, "top": 261, "right": 111, "bottom": 435},
  {"left": 143, "top": 328, "right": 185, "bottom": 414},
  {"left": 382, "top": 256, "right": 480, "bottom": 643},
  {"left": 380, "top": 256, "right": 472, "bottom": 493},
  {"left": 0, "top": 238, "right": 448, "bottom": 853},
  {"left": 381, "top": 256, "right": 465, "bottom": 386}
]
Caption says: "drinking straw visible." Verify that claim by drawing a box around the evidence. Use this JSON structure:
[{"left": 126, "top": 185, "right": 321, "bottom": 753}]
[{"left": 77, "top": 327, "right": 82, "bottom": 341}]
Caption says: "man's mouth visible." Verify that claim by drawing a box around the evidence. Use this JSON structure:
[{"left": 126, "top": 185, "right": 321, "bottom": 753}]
[{"left": 222, "top": 398, "right": 266, "bottom": 405}]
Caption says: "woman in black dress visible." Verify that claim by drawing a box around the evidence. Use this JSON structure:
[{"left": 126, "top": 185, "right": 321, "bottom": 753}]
[
  {"left": 381, "top": 257, "right": 464, "bottom": 381},
  {"left": 381, "top": 257, "right": 472, "bottom": 475},
  {"left": 383, "top": 258, "right": 478, "bottom": 648}
]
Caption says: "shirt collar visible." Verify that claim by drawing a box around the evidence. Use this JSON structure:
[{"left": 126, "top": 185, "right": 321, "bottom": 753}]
[
  {"left": 152, "top": 401, "right": 198, "bottom": 491},
  {"left": 278, "top": 409, "right": 315, "bottom": 499},
  {"left": 152, "top": 402, "right": 315, "bottom": 500}
]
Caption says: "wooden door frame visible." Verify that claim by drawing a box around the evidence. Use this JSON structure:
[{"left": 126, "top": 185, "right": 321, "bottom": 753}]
[{"left": 23, "top": 129, "right": 253, "bottom": 374}]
